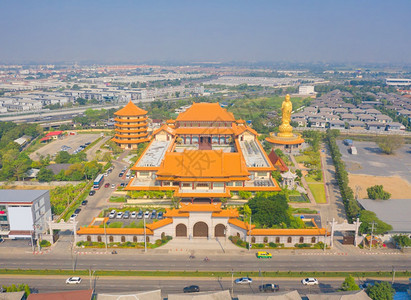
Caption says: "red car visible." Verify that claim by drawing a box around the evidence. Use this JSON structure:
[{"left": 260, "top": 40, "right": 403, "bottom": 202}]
[{"left": 104, "top": 183, "right": 110, "bottom": 188}]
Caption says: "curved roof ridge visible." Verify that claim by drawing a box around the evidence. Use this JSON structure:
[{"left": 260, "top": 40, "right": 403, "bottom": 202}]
[{"left": 115, "top": 101, "right": 147, "bottom": 116}]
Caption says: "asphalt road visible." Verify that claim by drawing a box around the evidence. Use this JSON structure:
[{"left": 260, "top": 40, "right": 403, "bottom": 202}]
[
  {"left": 3, "top": 275, "right": 403, "bottom": 297},
  {"left": 1, "top": 251, "right": 410, "bottom": 272}
]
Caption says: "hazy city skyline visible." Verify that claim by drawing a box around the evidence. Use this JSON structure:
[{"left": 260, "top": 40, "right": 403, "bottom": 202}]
[{"left": 1, "top": 0, "right": 411, "bottom": 64}]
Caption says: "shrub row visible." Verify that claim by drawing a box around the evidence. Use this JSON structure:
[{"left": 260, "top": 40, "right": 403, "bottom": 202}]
[{"left": 325, "top": 129, "right": 361, "bottom": 221}]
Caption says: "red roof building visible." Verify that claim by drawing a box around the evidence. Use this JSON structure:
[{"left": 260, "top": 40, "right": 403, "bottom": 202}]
[{"left": 268, "top": 150, "right": 289, "bottom": 172}]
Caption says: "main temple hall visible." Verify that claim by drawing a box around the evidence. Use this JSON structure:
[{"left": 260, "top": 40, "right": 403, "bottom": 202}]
[{"left": 125, "top": 102, "right": 281, "bottom": 202}]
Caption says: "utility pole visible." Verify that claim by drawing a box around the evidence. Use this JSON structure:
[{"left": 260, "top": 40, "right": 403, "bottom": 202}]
[
  {"left": 104, "top": 219, "right": 108, "bottom": 254},
  {"left": 392, "top": 266, "right": 395, "bottom": 284},
  {"left": 369, "top": 221, "right": 376, "bottom": 251},
  {"left": 144, "top": 215, "right": 147, "bottom": 253},
  {"left": 248, "top": 214, "right": 252, "bottom": 251},
  {"left": 231, "top": 269, "right": 234, "bottom": 298}
]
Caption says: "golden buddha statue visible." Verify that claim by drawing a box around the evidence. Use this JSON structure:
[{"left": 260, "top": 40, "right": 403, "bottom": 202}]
[{"left": 277, "top": 94, "right": 294, "bottom": 137}]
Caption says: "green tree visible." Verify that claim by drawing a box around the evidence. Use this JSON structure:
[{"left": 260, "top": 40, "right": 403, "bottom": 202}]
[
  {"left": 340, "top": 275, "right": 360, "bottom": 291},
  {"left": 367, "top": 282, "right": 395, "bottom": 300},
  {"left": 392, "top": 235, "right": 411, "bottom": 248},
  {"left": 359, "top": 210, "right": 392, "bottom": 235},
  {"left": 377, "top": 135, "right": 404, "bottom": 154},
  {"left": 367, "top": 185, "right": 391, "bottom": 200},
  {"left": 37, "top": 167, "right": 54, "bottom": 182},
  {"left": 55, "top": 151, "right": 71, "bottom": 163},
  {"left": 247, "top": 192, "right": 292, "bottom": 228}
]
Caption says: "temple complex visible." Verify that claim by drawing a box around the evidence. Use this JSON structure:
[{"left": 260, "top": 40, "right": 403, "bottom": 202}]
[
  {"left": 126, "top": 102, "right": 281, "bottom": 202},
  {"left": 266, "top": 94, "right": 305, "bottom": 152},
  {"left": 112, "top": 101, "right": 150, "bottom": 149}
]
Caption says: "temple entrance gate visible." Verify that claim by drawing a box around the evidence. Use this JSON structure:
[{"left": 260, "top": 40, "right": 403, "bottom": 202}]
[
  {"left": 214, "top": 224, "right": 226, "bottom": 237},
  {"left": 176, "top": 224, "right": 187, "bottom": 237},
  {"left": 193, "top": 222, "right": 208, "bottom": 237}
]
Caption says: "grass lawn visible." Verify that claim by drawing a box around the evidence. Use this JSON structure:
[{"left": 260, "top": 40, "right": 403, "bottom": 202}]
[
  {"left": 294, "top": 154, "right": 310, "bottom": 163},
  {"left": 305, "top": 175, "right": 321, "bottom": 183},
  {"left": 308, "top": 183, "right": 327, "bottom": 204}
]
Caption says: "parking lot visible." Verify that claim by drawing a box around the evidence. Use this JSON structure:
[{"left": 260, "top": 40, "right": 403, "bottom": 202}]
[
  {"left": 337, "top": 140, "right": 411, "bottom": 183},
  {"left": 30, "top": 133, "right": 100, "bottom": 160},
  {"left": 105, "top": 208, "right": 165, "bottom": 227}
]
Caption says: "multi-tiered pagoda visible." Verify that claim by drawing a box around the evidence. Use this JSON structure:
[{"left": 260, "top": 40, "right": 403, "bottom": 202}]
[{"left": 112, "top": 101, "right": 150, "bottom": 149}]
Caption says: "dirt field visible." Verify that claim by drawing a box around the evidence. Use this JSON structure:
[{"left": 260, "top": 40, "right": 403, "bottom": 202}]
[{"left": 348, "top": 174, "right": 411, "bottom": 199}]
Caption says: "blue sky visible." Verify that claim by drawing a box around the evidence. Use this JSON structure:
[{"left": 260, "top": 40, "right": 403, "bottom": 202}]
[{"left": 0, "top": 0, "right": 410, "bottom": 64}]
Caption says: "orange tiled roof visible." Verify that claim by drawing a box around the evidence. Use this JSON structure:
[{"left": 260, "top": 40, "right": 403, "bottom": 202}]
[
  {"left": 156, "top": 150, "right": 249, "bottom": 178},
  {"left": 232, "top": 123, "right": 258, "bottom": 136},
  {"left": 146, "top": 218, "right": 173, "bottom": 230},
  {"left": 111, "top": 137, "right": 151, "bottom": 144},
  {"left": 179, "top": 203, "right": 222, "bottom": 212},
  {"left": 212, "top": 208, "right": 239, "bottom": 218},
  {"left": 265, "top": 136, "right": 305, "bottom": 145},
  {"left": 115, "top": 122, "right": 148, "bottom": 128},
  {"left": 77, "top": 227, "right": 153, "bottom": 235},
  {"left": 228, "top": 218, "right": 255, "bottom": 230},
  {"left": 153, "top": 124, "right": 176, "bottom": 136},
  {"left": 176, "top": 102, "right": 235, "bottom": 122},
  {"left": 164, "top": 208, "right": 189, "bottom": 217},
  {"left": 175, "top": 127, "right": 234, "bottom": 135},
  {"left": 251, "top": 228, "right": 327, "bottom": 236},
  {"left": 114, "top": 116, "right": 148, "bottom": 122},
  {"left": 114, "top": 101, "right": 147, "bottom": 116},
  {"left": 174, "top": 191, "right": 231, "bottom": 198}
]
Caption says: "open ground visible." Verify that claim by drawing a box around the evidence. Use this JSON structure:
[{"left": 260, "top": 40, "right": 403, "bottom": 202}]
[
  {"left": 348, "top": 174, "right": 411, "bottom": 199},
  {"left": 29, "top": 133, "right": 100, "bottom": 160}
]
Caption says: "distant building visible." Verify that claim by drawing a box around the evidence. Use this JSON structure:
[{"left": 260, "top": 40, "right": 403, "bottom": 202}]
[
  {"left": 386, "top": 78, "right": 411, "bottom": 86},
  {"left": 0, "top": 190, "right": 51, "bottom": 240},
  {"left": 299, "top": 85, "right": 315, "bottom": 95}
]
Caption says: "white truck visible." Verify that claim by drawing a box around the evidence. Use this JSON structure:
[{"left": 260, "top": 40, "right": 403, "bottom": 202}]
[{"left": 350, "top": 146, "right": 357, "bottom": 155}]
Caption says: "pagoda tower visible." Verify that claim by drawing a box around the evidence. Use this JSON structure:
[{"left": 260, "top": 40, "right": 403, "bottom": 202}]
[{"left": 112, "top": 101, "right": 150, "bottom": 149}]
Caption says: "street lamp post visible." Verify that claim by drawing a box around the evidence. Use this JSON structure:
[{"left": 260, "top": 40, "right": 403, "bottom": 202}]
[{"left": 89, "top": 267, "right": 96, "bottom": 291}]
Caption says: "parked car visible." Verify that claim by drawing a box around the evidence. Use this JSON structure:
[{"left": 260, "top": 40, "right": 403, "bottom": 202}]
[
  {"left": 137, "top": 211, "right": 143, "bottom": 219},
  {"left": 104, "top": 183, "right": 110, "bottom": 188},
  {"left": 108, "top": 210, "right": 116, "bottom": 219},
  {"left": 74, "top": 208, "right": 81, "bottom": 214},
  {"left": 150, "top": 211, "right": 157, "bottom": 219},
  {"left": 144, "top": 211, "right": 150, "bottom": 219},
  {"left": 120, "top": 183, "right": 126, "bottom": 187},
  {"left": 257, "top": 251, "right": 272, "bottom": 259},
  {"left": 343, "top": 139, "right": 353, "bottom": 146},
  {"left": 81, "top": 200, "right": 88, "bottom": 206},
  {"left": 85, "top": 142, "right": 91, "bottom": 146},
  {"left": 301, "top": 278, "right": 319, "bottom": 285},
  {"left": 359, "top": 282, "right": 374, "bottom": 290},
  {"left": 157, "top": 211, "right": 164, "bottom": 219},
  {"left": 89, "top": 190, "right": 96, "bottom": 196},
  {"left": 69, "top": 214, "right": 77, "bottom": 221},
  {"left": 111, "top": 184, "right": 116, "bottom": 189},
  {"left": 123, "top": 210, "right": 130, "bottom": 219},
  {"left": 131, "top": 211, "right": 137, "bottom": 218},
  {"left": 116, "top": 212, "right": 123, "bottom": 219},
  {"left": 66, "top": 277, "right": 82, "bottom": 284},
  {"left": 235, "top": 277, "right": 253, "bottom": 284},
  {"left": 183, "top": 285, "right": 200, "bottom": 293},
  {"left": 259, "top": 283, "right": 279, "bottom": 292},
  {"left": 118, "top": 172, "right": 124, "bottom": 177}
]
